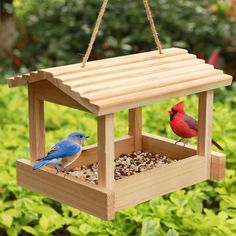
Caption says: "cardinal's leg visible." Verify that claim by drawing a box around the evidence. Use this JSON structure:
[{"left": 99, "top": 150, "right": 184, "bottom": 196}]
[{"left": 175, "top": 138, "right": 185, "bottom": 145}]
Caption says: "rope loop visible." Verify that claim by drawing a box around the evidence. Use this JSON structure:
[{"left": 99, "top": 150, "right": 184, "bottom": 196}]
[{"left": 82, "top": 0, "right": 162, "bottom": 68}]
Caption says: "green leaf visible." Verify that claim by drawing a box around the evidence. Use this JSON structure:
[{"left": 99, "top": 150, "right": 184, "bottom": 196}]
[
  {"left": 0, "top": 213, "right": 13, "bottom": 228},
  {"left": 21, "top": 226, "right": 38, "bottom": 236},
  {"left": 79, "top": 223, "right": 93, "bottom": 234},
  {"left": 39, "top": 215, "right": 49, "bottom": 231},
  {"left": 141, "top": 219, "right": 160, "bottom": 236},
  {"left": 167, "top": 229, "right": 179, "bottom": 236},
  {"left": 6, "top": 227, "right": 18, "bottom": 236},
  {"left": 67, "top": 226, "right": 80, "bottom": 235}
]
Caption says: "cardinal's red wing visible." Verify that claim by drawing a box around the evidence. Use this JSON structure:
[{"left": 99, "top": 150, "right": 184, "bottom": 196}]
[{"left": 184, "top": 115, "right": 198, "bottom": 132}]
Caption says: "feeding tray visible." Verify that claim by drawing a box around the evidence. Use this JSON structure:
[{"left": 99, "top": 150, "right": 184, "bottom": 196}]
[{"left": 8, "top": 48, "right": 232, "bottom": 220}]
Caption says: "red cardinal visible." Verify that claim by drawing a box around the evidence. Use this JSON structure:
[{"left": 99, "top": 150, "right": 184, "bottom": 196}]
[{"left": 168, "top": 101, "right": 223, "bottom": 150}]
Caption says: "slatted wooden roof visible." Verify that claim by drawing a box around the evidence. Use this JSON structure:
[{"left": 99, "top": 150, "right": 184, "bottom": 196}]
[{"left": 8, "top": 48, "right": 232, "bottom": 115}]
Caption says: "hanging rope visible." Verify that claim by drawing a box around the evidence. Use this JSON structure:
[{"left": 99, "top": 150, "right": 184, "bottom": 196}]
[
  {"left": 143, "top": 0, "right": 162, "bottom": 54},
  {"left": 81, "top": 0, "right": 109, "bottom": 67},
  {"left": 81, "top": 0, "right": 162, "bottom": 68}
]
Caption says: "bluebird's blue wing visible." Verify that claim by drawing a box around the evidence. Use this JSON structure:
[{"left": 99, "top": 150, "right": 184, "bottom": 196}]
[
  {"left": 33, "top": 138, "right": 81, "bottom": 170},
  {"left": 42, "top": 138, "right": 81, "bottom": 161}
]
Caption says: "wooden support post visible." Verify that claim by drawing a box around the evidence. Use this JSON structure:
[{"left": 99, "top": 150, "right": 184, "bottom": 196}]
[
  {"left": 129, "top": 107, "right": 142, "bottom": 151},
  {"left": 97, "top": 114, "right": 115, "bottom": 190},
  {"left": 197, "top": 90, "right": 214, "bottom": 178},
  {"left": 28, "top": 84, "right": 45, "bottom": 161}
]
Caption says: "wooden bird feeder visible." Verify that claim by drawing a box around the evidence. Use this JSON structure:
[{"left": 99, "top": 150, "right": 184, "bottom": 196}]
[{"left": 8, "top": 0, "right": 233, "bottom": 220}]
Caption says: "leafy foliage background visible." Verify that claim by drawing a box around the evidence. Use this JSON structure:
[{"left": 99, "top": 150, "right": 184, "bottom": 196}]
[{"left": 0, "top": 0, "right": 236, "bottom": 235}]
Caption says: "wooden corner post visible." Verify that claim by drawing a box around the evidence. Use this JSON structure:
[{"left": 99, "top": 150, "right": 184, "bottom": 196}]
[
  {"left": 197, "top": 90, "right": 214, "bottom": 179},
  {"left": 97, "top": 113, "right": 115, "bottom": 219},
  {"left": 28, "top": 84, "right": 45, "bottom": 161},
  {"left": 129, "top": 107, "right": 142, "bottom": 151}
]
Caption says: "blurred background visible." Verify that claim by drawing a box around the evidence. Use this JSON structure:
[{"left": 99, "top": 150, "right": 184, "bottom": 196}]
[{"left": 0, "top": 0, "right": 236, "bottom": 235}]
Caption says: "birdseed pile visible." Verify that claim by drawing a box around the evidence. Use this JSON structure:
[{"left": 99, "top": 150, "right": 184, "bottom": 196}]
[{"left": 70, "top": 151, "right": 177, "bottom": 184}]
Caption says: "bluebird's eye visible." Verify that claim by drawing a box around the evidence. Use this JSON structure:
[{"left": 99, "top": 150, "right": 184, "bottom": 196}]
[{"left": 79, "top": 135, "right": 83, "bottom": 139}]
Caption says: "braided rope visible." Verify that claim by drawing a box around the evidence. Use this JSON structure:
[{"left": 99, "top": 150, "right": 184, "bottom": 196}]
[
  {"left": 81, "top": 0, "right": 109, "bottom": 67},
  {"left": 82, "top": 0, "right": 162, "bottom": 68},
  {"left": 143, "top": 0, "right": 162, "bottom": 54}
]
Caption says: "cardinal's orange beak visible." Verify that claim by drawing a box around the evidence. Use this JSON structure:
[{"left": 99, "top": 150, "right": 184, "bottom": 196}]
[{"left": 168, "top": 110, "right": 172, "bottom": 114}]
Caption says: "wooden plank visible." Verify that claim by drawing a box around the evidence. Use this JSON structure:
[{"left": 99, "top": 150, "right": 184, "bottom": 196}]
[
  {"left": 69, "top": 58, "right": 203, "bottom": 88},
  {"left": 7, "top": 49, "right": 187, "bottom": 87},
  {"left": 44, "top": 72, "right": 99, "bottom": 114},
  {"left": 129, "top": 108, "right": 142, "bottom": 151},
  {"left": 74, "top": 63, "right": 213, "bottom": 92},
  {"left": 7, "top": 76, "right": 27, "bottom": 87},
  {"left": 95, "top": 75, "right": 228, "bottom": 107},
  {"left": 44, "top": 48, "right": 188, "bottom": 76},
  {"left": 210, "top": 156, "right": 226, "bottom": 180},
  {"left": 66, "top": 136, "right": 134, "bottom": 170},
  {"left": 28, "top": 84, "right": 45, "bottom": 161},
  {"left": 97, "top": 114, "right": 115, "bottom": 191},
  {"left": 83, "top": 69, "right": 222, "bottom": 101},
  {"left": 60, "top": 53, "right": 196, "bottom": 82},
  {"left": 96, "top": 74, "right": 232, "bottom": 115},
  {"left": 142, "top": 132, "right": 196, "bottom": 159},
  {"left": 8, "top": 72, "right": 44, "bottom": 88},
  {"left": 17, "top": 159, "right": 115, "bottom": 220},
  {"left": 73, "top": 64, "right": 214, "bottom": 94},
  {"left": 210, "top": 155, "right": 226, "bottom": 180},
  {"left": 197, "top": 91, "right": 214, "bottom": 179},
  {"left": 68, "top": 63, "right": 213, "bottom": 88},
  {"left": 142, "top": 132, "right": 224, "bottom": 160},
  {"left": 34, "top": 80, "right": 91, "bottom": 112},
  {"left": 115, "top": 155, "right": 206, "bottom": 211}
]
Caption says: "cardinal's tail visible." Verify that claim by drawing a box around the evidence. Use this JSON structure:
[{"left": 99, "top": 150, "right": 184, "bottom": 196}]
[{"left": 212, "top": 139, "right": 224, "bottom": 151}]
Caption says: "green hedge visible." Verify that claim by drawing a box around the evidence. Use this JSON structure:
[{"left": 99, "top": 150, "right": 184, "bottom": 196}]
[{"left": 0, "top": 84, "right": 236, "bottom": 235}]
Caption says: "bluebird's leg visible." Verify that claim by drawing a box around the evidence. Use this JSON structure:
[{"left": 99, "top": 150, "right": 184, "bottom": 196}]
[
  {"left": 63, "top": 166, "right": 69, "bottom": 177},
  {"left": 54, "top": 165, "right": 60, "bottom": 174}
]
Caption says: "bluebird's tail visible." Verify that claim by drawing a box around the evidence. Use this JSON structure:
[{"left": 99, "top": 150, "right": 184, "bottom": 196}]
[{"left": 32, "top": 159, "right": 49, "bottom": 170}]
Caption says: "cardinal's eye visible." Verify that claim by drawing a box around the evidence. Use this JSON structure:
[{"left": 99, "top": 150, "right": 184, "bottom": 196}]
[{"left": 172, "top": 108, "right": 177, "bottom": 114}]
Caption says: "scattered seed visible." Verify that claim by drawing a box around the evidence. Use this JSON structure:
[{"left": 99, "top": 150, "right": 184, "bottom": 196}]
[{"left": 69, "top": 151, "right": 177, "bottom": 184}]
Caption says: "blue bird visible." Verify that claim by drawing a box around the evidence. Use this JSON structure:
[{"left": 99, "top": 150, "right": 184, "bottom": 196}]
[{"left": 32, "top": 132, "right": 89, "bottom": 175}]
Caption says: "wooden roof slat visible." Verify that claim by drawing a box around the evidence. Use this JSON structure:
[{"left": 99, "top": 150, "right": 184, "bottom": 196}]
[
  {"left": 68, "top": 58, "right": 204, "bottom": 90},
  {"left": 94, "top": 74, "right": 232, "bottom": 113},
  {"left": 70, "top": 58, "right": 205, "bottom": 92},
  {"left": 44, "top": 48, "right": 187, "bottom": 76},
  {"left": 72, "top": 63, "right": 213, "bottom": 95},
  {"left": 8, "top": 75, "right": 27, "bottom": 87},
  {"left": 81, "top": 69, "right": 223, "bottom": 101},
  {"left": 68, "top": 63, "right": 213, "bottom": 88},
  {"left": 58, "top": 52, "right": 193, "bottom": 82}
]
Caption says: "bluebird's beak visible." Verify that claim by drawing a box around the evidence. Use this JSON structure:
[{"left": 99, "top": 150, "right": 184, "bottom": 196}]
[{"left": 85, "top": 135, "right": 90, "bottom": 139}]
